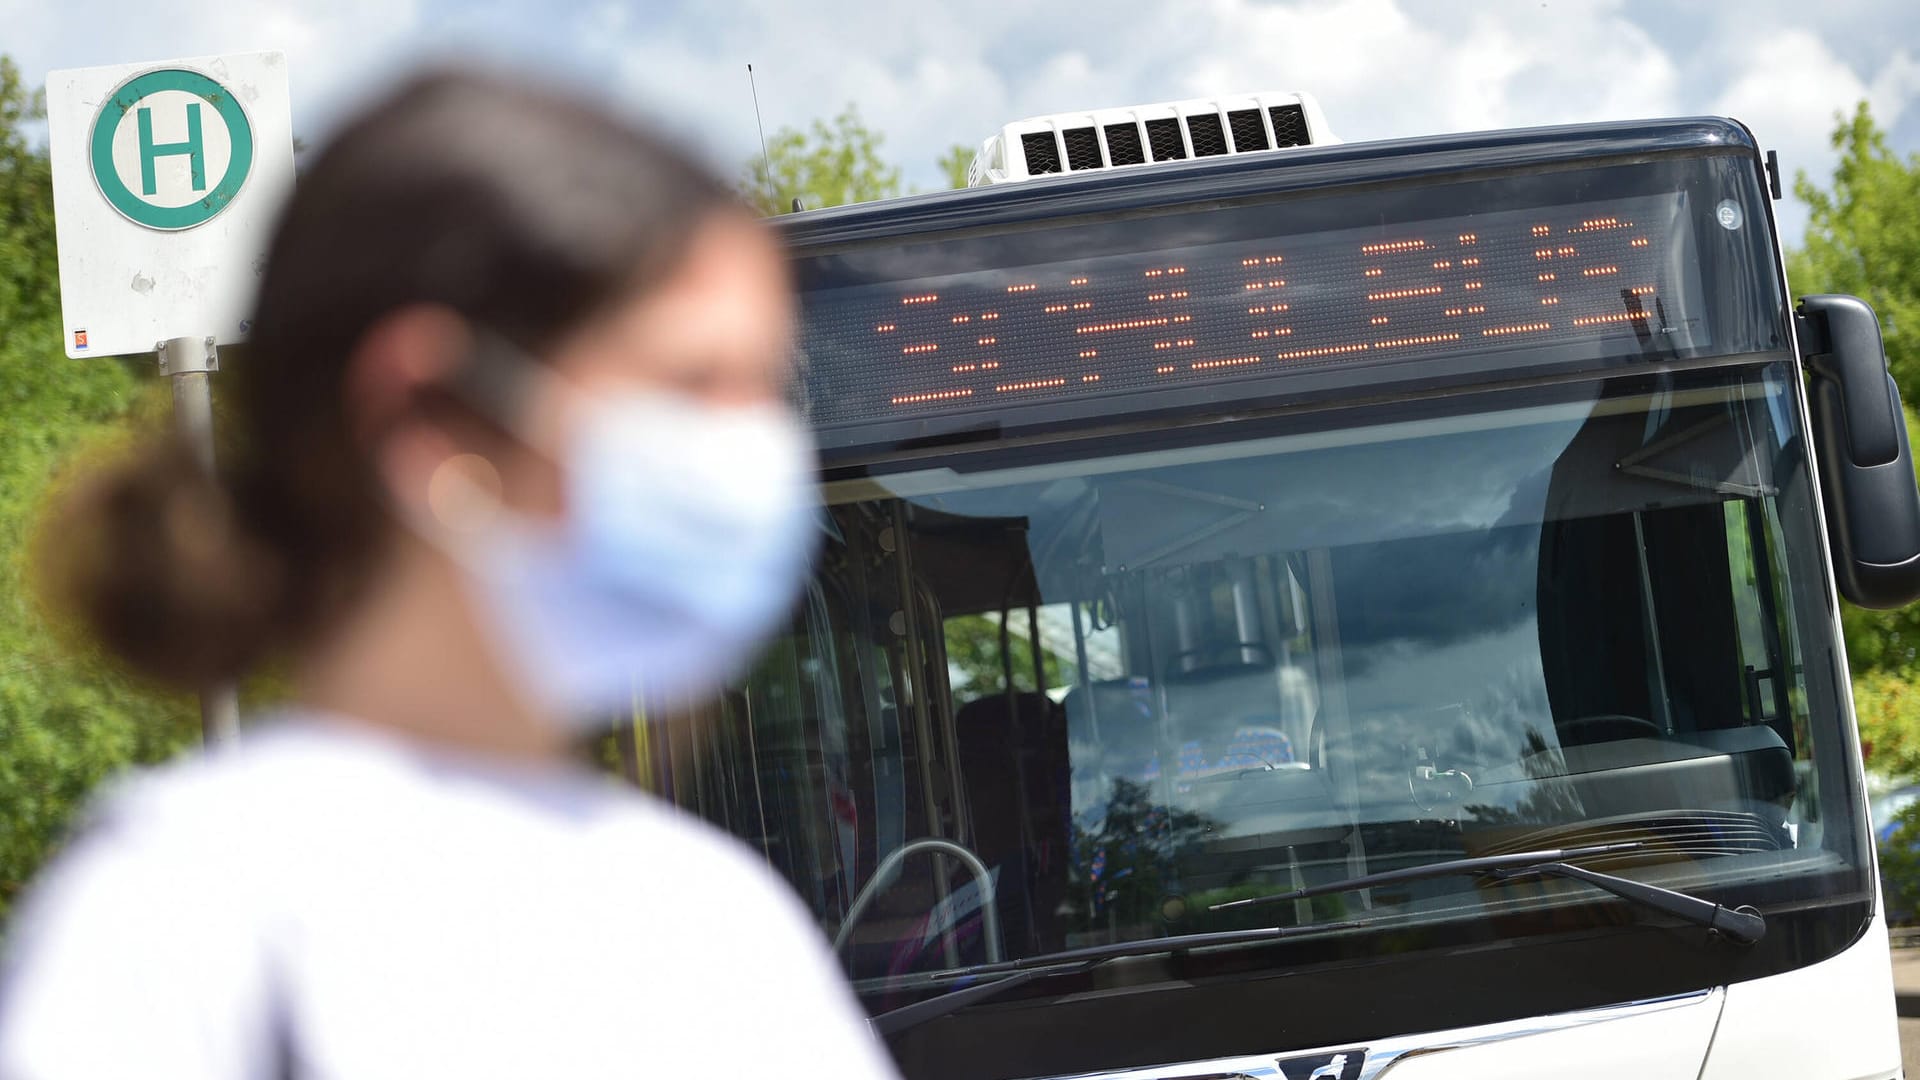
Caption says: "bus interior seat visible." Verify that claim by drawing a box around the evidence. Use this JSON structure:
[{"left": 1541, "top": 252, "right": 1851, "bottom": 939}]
[
  {"left": 1063, "top": 676, "right": 1160, "bottom": 783},
  {"left": 1163, "top": 661, "right": 1295, "bottom": 772}
]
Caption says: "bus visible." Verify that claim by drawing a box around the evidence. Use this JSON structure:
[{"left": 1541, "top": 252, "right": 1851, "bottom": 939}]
[{"left": 613, "top": 93, "right": 1920, "bottom": 1079}]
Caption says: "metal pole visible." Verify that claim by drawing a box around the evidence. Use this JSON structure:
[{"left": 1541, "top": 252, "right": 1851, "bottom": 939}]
[{"left": 158, "top": 335, "right": 242, "bottom": 746}]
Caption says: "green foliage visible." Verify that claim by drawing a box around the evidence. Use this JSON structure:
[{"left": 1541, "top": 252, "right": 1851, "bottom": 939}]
[
  {"left": 943, "top": 613, "right": 1073, "bottom": 698},
  {"left": 0, "top": 56, "right": 195, "bottom": 922},
  {"left": 1789, "top": 102, "right": 1920, "bottom": 405},
  {"left": 741, "top": 104, "right": 902, "bottom": 216},
  {"left": 1852, "top": 669, "right": 1920, "bottom": 779},
  {"left": 936, "top": 143, "right": 974, "bottom": 190},
  {"left": 1789, "top": 104, "right": 1920, "bottom": 778}
]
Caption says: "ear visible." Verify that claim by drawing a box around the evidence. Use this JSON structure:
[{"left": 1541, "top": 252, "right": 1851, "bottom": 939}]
[
  {"left": 344, "top": 306, "right": 478, "bottom": 521},
  {"left": 342, "top": 305, "right": 472, "bottom": 451}
]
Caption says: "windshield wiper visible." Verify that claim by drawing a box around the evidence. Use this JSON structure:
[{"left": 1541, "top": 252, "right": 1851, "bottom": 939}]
[
  {"left": 870, "top": 920, "right": 1363, "bottom": 1037},
  {"left": 1210, "top": 842, "right": 1765, "bottom": 945},
  {"left": 873, "top": 844, "right": 1762, "bottom": 1038}
]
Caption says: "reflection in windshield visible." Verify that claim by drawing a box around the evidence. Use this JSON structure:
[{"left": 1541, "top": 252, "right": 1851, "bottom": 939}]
[{"left": 610, "top": 364, "right": 1845, "bottom": 993}]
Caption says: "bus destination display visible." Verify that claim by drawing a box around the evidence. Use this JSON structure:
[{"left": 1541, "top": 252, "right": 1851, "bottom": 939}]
[{"left": 798, "top": 192, "right": 1705, "bottom": 431}]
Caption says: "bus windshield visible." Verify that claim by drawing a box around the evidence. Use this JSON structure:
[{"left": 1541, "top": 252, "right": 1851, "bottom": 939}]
[{"left": 621, "top": 361, "right": 1860, "bottom": 1000}]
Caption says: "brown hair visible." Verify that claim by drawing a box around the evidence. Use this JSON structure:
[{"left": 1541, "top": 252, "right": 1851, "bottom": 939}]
[{"left": 45, "top": 68, "right": 744, "bottom": 688}]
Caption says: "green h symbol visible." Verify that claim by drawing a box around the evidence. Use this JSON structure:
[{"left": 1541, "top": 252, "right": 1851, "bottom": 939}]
[{"left": 136, "top": 102, "right": 205, "bottom": 196}]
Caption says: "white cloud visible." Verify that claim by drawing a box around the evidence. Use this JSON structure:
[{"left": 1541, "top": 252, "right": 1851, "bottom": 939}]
[{"left": 10, "top": 0, "right": 1919, "bottom": 245}]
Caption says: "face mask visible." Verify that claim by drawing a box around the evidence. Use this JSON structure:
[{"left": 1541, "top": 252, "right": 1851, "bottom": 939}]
[{"left": 416, "top": 344, "right": 819, "bottom": 730}]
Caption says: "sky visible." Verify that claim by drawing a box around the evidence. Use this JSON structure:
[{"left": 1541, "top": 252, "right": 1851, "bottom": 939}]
[{"left": 7, "top": 0, "right": 1919, "bottom": 243}]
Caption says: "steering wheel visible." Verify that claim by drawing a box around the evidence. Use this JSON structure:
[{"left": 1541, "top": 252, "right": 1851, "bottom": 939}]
[{"left": 1558, "top": 714, "right": 1664, "bottom": 745}]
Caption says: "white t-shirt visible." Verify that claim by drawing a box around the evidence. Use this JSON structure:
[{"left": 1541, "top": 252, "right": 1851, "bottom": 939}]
[{"left": 0, "top": 714, "right": 902, "bottom": 1080}]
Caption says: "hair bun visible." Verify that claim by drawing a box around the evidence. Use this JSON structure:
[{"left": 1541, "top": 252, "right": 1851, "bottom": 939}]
[{"left": 41, "top": 436, "right": 285, "bottom": 689}]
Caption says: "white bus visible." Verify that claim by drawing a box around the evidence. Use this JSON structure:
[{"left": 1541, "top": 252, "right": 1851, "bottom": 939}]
[{"left": 616, "top": 94, "right": 1920, "bottom": 1079}]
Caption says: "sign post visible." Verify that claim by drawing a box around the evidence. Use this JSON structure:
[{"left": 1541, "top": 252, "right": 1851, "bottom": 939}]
[{"left": 48, "top": 53, "right": 294, "bottom": 745}]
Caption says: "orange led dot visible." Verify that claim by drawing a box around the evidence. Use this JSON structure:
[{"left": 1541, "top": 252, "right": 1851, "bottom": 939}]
[
  {"left": 902, "top": 343, "right": 940, "bottom": 355},
  {"left": 1190, "top": 355, "right": 1263, "bottom": 371},
  {"left": 1367, "top": 285, "right": 1445, "bottom": 301},
  {"left": 1145, "top": 269, "right": 1162, "bottom": 278},
  {"left": 1432, "top": 260, "right": 1452, "bottom": 270},
  {"left": 1463, "top": 281, "right": 1483, "bottom": 291},
  {"left": 1572, "top": 311, "right": 1650, "bottom": 327},
  {"left": 1582, "top": 265, "right": 1620, "bottom": 277},
  {"left": 995, "top": 377, "right": 1068, "bottom": 394},
  {"left": 1248, "top": 305, "right": 1267, "bottom": 314},
  {"left": 1630, "top": 237, "right": 1650, "bottom": 248},
  {"left": 1156, "top": 364, "right": 1177, "bottom": 374},
  {"left": 1538, "top": 272, "right": 1557, "bottom": 282},
  {"left": 1069, "top": 276, "right": 1089, "bottom": 286},
  {"left": 1149, "top": 293, "right": 1167, "bottom": 301},
  {"left": 1458, "top": 233, "right": 1477, "bottom": 244},
  {"left": 1168, "top": 267, "right": 1186, "bottom": 275},
  {"left": 1374, "top": 332, "right": 1463, "bottom": 350},
  {"left": 1241, "top": 258, "right": 1259, "bottom": 267},
  {"left": 981, "top": 361, "right": 1000, "bottom": 370},
  {"left": 1077, "top": 316, "right": 1172, "bottom": 335},
  {"left": 891, "top": 388, "right": 974, "bottom": 405},
  {"left": 1467, "top": 305, "right": 1486, "bottom": 314},
  {"left": 1006, "top": 283, "right": 1038, "bottom": 293},
  {"left": 1172, "top": 314, "right": 1192, "bottom": 323},
  {"left": 1079, "top": 349, "right": 1097, "bottom": 358},
  {"left": 950, "top": 363, "right": 976, "bottom": 373},
  {"left": 1364, "top": 268, "right": 1385, "bottom": 278},
  {"left": 977, "top": 336, "right": 997, "bottom": 345},
  {"left": 1361, "top": 239, "right": 1428, "bottom": 254},
  {"left": 1171, "top": 290, "right": 1189, "bottom": 299},
  {"left": 950, "top": 315, "right": 970, "bottom": 324},
  {"left": 1558, "top": 246, "right": 1576, "bottom": 257},
  {"left": 1570, "top": 217, "right": 1632, "bottom": 233},
  {"left": 1251, "top": 330, "right": 1269, "bottom": 338},
  {"left": 1630, "top": 285, "right": 1656, "bottom": 296},
  {"left": 1371, "top": 316, "right": 1389, "bottom": 325},
  {"left": 1483, "top": 322, "right": 1553, "bottom": 337},
  {"left": 1263, "top": 255, "right": 1284, "bottom": 265},
  {"left": 1461, "top": 257, "right": 1480, "bottom": 267},
  {"left": 901, "top": 294, "right": 938, "bottom": 306},
  {"left": 1531, "top": 224, "right": 1551, "bottom": 237},
  {"left": 981, "top": 312, "right": 1000, "bottom": 320},
  {"left": 875, "top": 323, "right": 897, "bottom": 332},
  {"left": 1073, "top": 301, "right": 1092, "bottom": 310},
  {"left": 1044, "top": 303, "right": 1069, "bottom": 313},
  {"left": 1082, "top": 374, "right": 1101, "bottom": 382},
  {"left": 1276, "top": 342, "right": 1371, "bottom": 362},
  {"left": 1244, "top": 283, "right": 1265, "bottom": 291},
  {"left": 1272, "top": 303, "right": 1290, "bottom": 312},
  {"left": 1540, "top": 297, "right": 1561, "bottom": 306},
  {"left": 1444, "top": 307, "right": 1464, "bottom": 317},
  {"left": 1273, "top": 326, "right": 1294, "bottom": 336},
  {"left": 1536, "top": 248, "right": 1555, "bottom": 260}
]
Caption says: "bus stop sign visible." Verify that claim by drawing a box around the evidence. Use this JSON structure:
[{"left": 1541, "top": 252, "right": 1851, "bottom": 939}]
[{"left": 47, "top": 52, "right": 293, "bottom": 358}]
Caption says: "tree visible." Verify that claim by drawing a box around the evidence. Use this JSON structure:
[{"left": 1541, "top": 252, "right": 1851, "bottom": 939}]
[
  {"left": 1789, "top": 104, "right": 1920, "bottom": 683},
  {"left": 740, "top": 104, "right": 901, "bottom": 216},
  {"left": 936, "top": 143, "right": 974, "bottom": 190},
  {"left": 1789, "top": 102, "right": 1920, "bottom": 404},
  {"left": 0, "top": 56, "right": 196, "bottom": 924}
]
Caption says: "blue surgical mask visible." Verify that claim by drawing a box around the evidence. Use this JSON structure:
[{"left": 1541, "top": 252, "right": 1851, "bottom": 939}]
[{"left": 415, "top": 351, "right": 819, "bottom": 729}]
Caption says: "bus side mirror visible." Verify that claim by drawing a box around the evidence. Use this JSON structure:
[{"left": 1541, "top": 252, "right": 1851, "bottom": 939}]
[{"left": 1800, "top": 294, "right": 1920, "bottom": 609}]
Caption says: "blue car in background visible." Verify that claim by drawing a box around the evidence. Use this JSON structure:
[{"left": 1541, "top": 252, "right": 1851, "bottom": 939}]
[{"left": 1872, "top": 783, "right": 1920, "bottom": 924}]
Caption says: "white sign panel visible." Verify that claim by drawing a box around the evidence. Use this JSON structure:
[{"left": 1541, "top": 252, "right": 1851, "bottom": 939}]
[{"left": 47, "top": 51, "right": 294, "bottom": 359}]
